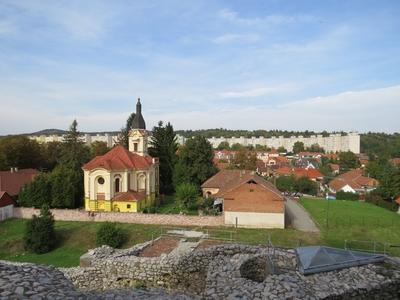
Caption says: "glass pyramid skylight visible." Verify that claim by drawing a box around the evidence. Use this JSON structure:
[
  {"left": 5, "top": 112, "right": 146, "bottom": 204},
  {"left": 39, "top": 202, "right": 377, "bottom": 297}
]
[{"left": 296, "top": 246, "right": 386, "bottom": 275}]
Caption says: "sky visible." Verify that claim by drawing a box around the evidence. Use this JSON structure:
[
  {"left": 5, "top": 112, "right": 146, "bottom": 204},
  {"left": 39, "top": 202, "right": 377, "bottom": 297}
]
[{"left": 0, "top": 0, "right": 399, "bottom": 135}]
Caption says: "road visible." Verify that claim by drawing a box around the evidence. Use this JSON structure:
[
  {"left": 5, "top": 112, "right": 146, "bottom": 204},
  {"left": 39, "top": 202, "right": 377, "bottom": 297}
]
[{"left": 285, "top": 197, "right": 320, "bottom": 233}]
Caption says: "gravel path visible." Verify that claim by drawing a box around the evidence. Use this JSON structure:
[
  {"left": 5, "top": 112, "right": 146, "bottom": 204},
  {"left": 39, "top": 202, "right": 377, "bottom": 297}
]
[{"left": 285, "top": 198, "right": 320, "bottom": 233}]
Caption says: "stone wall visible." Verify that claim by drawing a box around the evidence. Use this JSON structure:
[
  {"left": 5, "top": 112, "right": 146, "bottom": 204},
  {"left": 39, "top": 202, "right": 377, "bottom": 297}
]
[
  {"left": 13, "top": 207, "right": 224, "bottom": 227},
  {"left": 60, "top": 242, "right": 400, "bottom": 299}
]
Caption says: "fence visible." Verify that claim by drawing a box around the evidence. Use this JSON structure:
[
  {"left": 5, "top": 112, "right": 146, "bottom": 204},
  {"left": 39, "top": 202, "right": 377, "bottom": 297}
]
[{"left": 324, "top": 215, "right": 399, "bottom": 229}]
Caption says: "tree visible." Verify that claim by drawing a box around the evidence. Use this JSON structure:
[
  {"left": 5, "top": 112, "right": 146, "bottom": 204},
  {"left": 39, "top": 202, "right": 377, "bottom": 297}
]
[
  {"left": 90, "top": 141, "right": 109, "bottom": 158},
  {"left": 293, "top": 141, "right": 305, "bottom": 154},
  {"left": 24, "top": 205, "right": 56, "bottom": 254},
  {"left": 294, "top": 176, "right": 318, "bottom": 195},
  {"left": 338, "top": 151, "right": 360, "bottom": 171},
  {"left": 175, "top": 183, "right": 199, "bottom": 211},
  {"left": 18, "top": 173, "right": 52, "bottom": 208},
  {"left": 173, "top": 136, "right": 217, "bottom": 188},
  {"left": 96, "top": 222, "right": 125, "bottom": 248},
  {"left": 50, "top": 165, "right": 78, "bottom": 208},
  {"left": 118, "top": 112, "right": 136, "bottom": 148},
  {"left": 230, "top": 143, "right": 243, "bottom": 151},
  {"left": 148, "top": 121, "right": 178, "bottom": 195},
  {"left": 41, "top": 141, "right": 63, "bottom": 171},
  {"left": 307, "top": 143, "right": 325, "bottom": 153},
  {"left": 216, "top": 141, "right": 230, "bottom": 150},
  {"left": 277, "top": 146, "right": 287, "bottom": 153},
  {"left": 275, "top": 175, "right": 296, "bottom": 192},
  {"left": 0, "top": 136, "right": 43, "bottom": 170},
  {"left": 229, "top": 148, "right": 257, "bottom": 170}
]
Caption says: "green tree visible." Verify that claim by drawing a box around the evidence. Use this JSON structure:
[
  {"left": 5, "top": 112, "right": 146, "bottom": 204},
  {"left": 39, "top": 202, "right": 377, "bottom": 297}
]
[
  {"left": 275, "top": 175, "right": 296, "bottom": 192},
  {"left": 173, "top": 136, "right": 217, "bottom": 188},
  {"left": 307, "top": 143, "right": 325, "bottom": 153},
  {"left": 90, "top": 141, "right": 109, "bottom": 158},
  {"left": 230, "top": 143, "right": 243, "bottom": 151},
  {"left": 175, "top": 183, "right": 199, "bottom": 211},
  {"left": 216, "top": 141, "right": 230, "bottom": 150},
  {"left": 0, "top": 136, "right": 43, "bottom": 170},
  {"left": 96, "top": 222, "right": 125, "bottom": 248},
  {"left": 118, "top": 112, "right": 136, "bottom": 148},
  {"left": 229, "top": 148, "right": 257, "bottom": 170},
  {"left": 293, "top": 141, "right": 305, "bottom": 154},
  {"left": 277, "top": 146, "right": 287, "bottom": 153},
  {"left": 41, "top": 141, "right": 63, "bottom": 171},
  {"left": 294, "top": 176, "right": 318, "bottom": 195},
  {"left": 18, "top": 173, "right": 52, "bottom": 208},
  {"left": 24, "top": 205, "right": 56, "bottom": 254},
  {"left": 338, "top": 151, "right": 360, "bottom": 172},
  {"left": 148, "top": 121, "right": 178, "bottom": 195},
  {"left": 50, "top": 165, "right": 78, "bottom": 208}
]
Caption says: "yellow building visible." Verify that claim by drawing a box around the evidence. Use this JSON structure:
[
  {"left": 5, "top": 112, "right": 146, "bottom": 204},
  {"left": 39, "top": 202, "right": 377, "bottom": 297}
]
[{"left": 82, "top": 98, "right": 159, "bottom": 212}]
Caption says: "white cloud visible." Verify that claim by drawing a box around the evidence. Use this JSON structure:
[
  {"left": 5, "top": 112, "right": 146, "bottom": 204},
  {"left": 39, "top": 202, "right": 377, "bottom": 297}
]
[
  {"left": 218, "top": 8, "right": 317, "bottom": 26},
  {"left": 212, "top": 33, "right": 260, "bottom": 44}
]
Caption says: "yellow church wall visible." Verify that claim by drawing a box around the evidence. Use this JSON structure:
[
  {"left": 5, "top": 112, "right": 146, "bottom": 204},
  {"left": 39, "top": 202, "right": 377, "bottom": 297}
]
[{"left": 112, "top": 201, "right": 138, "bottom": 212}]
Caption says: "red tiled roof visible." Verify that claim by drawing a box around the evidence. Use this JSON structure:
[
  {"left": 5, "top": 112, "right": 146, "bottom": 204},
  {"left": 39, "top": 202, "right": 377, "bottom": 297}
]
[
  {"left": 201, "top": 169, "right": 281, "bottom": 198},
  {"left": 329, "top": 163, "right": 340, "bottom": 171},
  {"left": 328, "top": 169, "right": 378, "bottom": 192},
  {"left": 83, "top": 145, "right": 154, "bottom": 171},
  {"left": 390, "top": 158, "right": 400, "bottom": 167},
  {"left": 0, "top": 191, "right": 16, "bottom": 208},
  {"left": 0, "top": 169, "right": 39, "bottom": 196},
  {"left": 113, "top": 190, "right": 146, "bottom": 202},
  {"left": 275, "top": 167, "right": 323, "bottom": 179}
]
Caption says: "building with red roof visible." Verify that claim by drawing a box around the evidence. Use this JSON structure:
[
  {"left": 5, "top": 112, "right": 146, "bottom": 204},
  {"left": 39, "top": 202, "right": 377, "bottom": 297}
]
[
  {"left": 274, "top": 167, "right": 324, "bottom": 181},
  {"left": 0, "top": 191, "right": 16, "bottom": 221},
  {"left": 328, "top": 169, "right": 378, "bottom": 194},
  {"left": 0, "top": 168, "right": 38, "bottom": 197},
  {"left": 82, "top": 99, "right": 159, "bottom": 213}
]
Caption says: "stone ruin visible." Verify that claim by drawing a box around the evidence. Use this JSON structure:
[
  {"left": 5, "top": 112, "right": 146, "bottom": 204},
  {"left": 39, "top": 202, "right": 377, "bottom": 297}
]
[{"left": 1, "top": 234, "right": 400, "bottom": 299}]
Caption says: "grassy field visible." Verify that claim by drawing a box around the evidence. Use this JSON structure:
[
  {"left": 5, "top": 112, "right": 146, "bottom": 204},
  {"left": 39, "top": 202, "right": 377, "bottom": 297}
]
[
  {"left": 0, "top": 218, "right": 319, "bottom": 267},
  {"left": 300, "top": 197, "right": 400, "bottom": 255}
]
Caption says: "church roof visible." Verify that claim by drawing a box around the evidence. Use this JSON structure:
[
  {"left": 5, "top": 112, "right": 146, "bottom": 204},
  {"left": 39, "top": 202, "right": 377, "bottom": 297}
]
[
  {"left": 132, "top": 98, "right": 146, "bottom": 129},
  {"left": 113, "top": 190, "right": 146, "bottom": 202},
  {"left": 82, "top": 145, "right": 154, "bottom": 171}
]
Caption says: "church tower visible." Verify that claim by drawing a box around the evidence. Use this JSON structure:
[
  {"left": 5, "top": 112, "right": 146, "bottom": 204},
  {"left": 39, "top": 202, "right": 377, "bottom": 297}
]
[{"left": 128, "top": 98, "right": 148, "bottom": 156}]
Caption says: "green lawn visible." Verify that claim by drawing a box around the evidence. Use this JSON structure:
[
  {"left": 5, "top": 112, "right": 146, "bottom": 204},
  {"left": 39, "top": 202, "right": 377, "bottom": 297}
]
[
  {"left": 300, "top": 197, "right": 400, "bottom": 255},
  {"left": 0, "top": 218, "right": 319, "bottom": 267}
]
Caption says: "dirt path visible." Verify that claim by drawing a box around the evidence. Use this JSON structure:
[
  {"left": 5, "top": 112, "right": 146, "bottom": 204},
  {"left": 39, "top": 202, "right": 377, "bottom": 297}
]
[{"left": 285, "top": 197, "right": 320, "bottom": 233}]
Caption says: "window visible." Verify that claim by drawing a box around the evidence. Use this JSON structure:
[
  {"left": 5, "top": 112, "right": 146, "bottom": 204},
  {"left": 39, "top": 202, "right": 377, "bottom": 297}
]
[
  {"left": 134, "top": 143, "right": 138, "bottom": 152},
  {"left": 127, "top": 204, "right": 131, "bottom": 209},
  {"left": 115, "top": 178, "right": 120, "bottom": 193},
  {"left": 97, "top": 177, "right": 105, "bottom": 185}
]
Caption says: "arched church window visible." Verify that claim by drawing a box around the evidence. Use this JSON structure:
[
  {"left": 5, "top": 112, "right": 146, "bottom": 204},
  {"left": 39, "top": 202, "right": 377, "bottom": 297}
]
[{"left": 115, "top": 178, "right": 120, "bottom": 193}]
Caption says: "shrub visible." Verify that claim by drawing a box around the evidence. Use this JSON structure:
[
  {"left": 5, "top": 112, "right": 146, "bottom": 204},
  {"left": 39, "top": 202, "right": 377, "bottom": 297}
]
[
  {"left": 336, "top": 191, "right": 359, "bottom": 201},
  {"left": 175, "top": 183, "right": 199, "bottom": 211},
  {"left": 365, "top": 194, "right": 398, "bottom": 212},
  {"left": 96, "top": 222, "right": 125, "bottom": 248},
  {"left": 24, "top": 205, "right": 56, "bottom": 254}
]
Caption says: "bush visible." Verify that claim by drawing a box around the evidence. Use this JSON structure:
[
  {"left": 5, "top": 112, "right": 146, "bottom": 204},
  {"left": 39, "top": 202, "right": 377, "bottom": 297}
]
[
  {"left": 336, "top": 191, "right": 359, "bottom": 201},
  {"left": 96, "top": 222, "right": 125, "bottom": 248},
  {"left": 175, "top": 183, "right": 199, "bottom": 211},
  {"left": 24, "top": 205, "right": 56, "bottom": 254},
  {"left": 365, "top": 194, "right": 398, "bottom": 212}
]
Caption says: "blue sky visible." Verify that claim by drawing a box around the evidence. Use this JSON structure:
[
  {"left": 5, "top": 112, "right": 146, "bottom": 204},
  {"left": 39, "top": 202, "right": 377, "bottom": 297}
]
[{"left": 0, "top": 0, "right": 399, "bottom": 134}]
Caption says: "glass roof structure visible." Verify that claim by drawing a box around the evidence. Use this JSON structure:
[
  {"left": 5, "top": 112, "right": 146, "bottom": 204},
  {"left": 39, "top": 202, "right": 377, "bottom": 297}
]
[{"left": 296, "top": 246, "right": 386, "bottom": 275}]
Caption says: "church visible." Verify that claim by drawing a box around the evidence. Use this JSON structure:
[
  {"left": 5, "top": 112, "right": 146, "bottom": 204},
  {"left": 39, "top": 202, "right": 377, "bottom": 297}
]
[{"left": 83, "top": 99, "right": 159, "bottom": 212}]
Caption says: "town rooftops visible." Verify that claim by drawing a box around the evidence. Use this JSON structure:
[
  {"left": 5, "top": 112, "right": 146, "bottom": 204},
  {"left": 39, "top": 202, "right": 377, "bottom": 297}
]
[
  {"left": 0, "top": 168, "right": 39, "bottom": 196},
  {"left": 82, "top": 145, "right": 154, "bottom": 171},
  {"left": 328, "top": 169, "right": 378, "bottom": 192},
  {"left": 0, "top": 191, "right": 16, "bottom": 208},
  {"left": 275, "top": 167, "right": 324, "bottom": 180},
  {"left": 201, "top": 169, "right": 282, "bottom": 198},
  {"left": 113, "top": 190, "right": 146, "bottom": 202}
]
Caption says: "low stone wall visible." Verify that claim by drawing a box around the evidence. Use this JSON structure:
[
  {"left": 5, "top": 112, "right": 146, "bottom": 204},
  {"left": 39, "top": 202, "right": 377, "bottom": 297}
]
[
  {"left": 61, "top": 242, "right": 400, "bottom": 299},
  {"left": 13, "top": 207, "right": 224, "bottom": 227}
]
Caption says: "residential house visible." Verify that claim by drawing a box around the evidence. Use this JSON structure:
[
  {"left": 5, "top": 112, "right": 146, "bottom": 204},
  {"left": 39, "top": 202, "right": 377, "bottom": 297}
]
[
  {"left": 201, "top": 170, "right": 285, "bottom": 228},
  {"left": 328, "top": 169, "right": 378, "bottom": 194},
  {"left": 82, "top": 99, "right": 159, "bottom": 213},
  {"left": 390, "top": 158, "right": 400, "bottom": 168},
  {"left": 328, "top": 163, "right": 340, "bottom": 175},
  {"left": 0, "top": 191, "right": 15, "bottom": 221},
  {"left": 274, "top": 167, "right": 324, "bottom": 182},
  {"left": 0, "top": 168, "right": 38, "bottom": 197}
]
